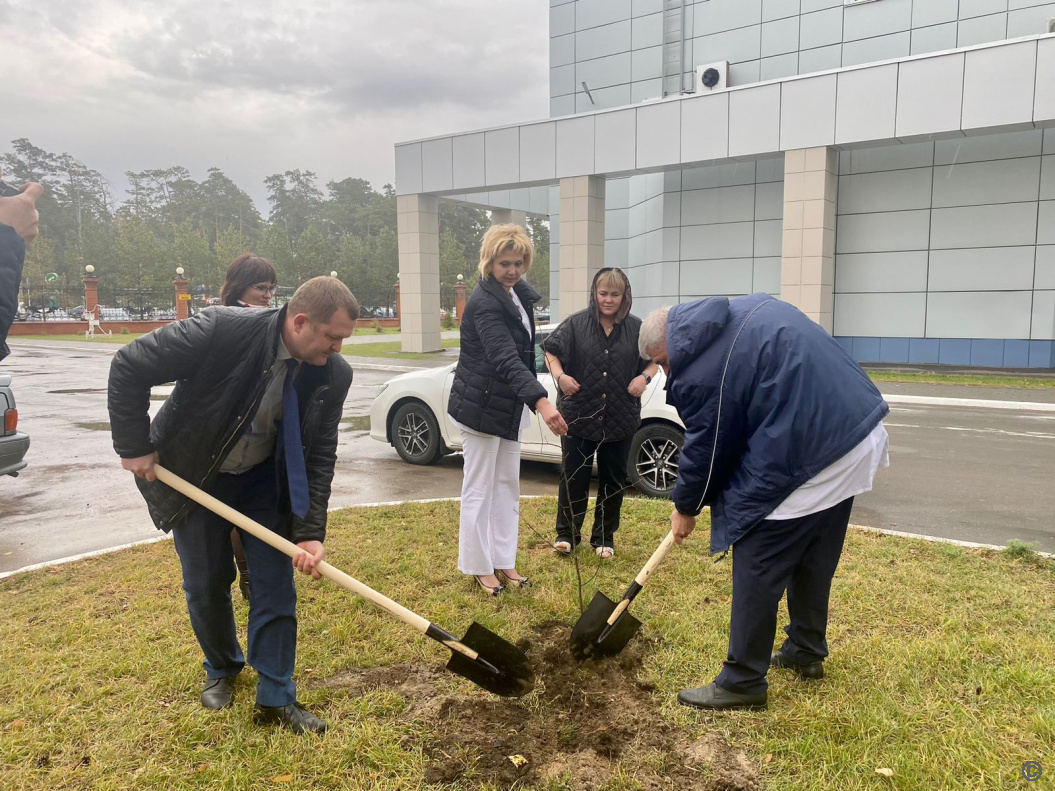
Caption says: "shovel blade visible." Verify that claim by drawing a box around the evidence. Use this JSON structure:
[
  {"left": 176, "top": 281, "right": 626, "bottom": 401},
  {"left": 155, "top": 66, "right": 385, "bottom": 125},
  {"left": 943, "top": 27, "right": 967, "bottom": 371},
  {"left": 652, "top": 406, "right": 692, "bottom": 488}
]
[
  {"left": 445, "top": 621, "right": 535, "bottom": 698},
  {"left": 570, "top": 591, "right": 642, "bottom": 661}
]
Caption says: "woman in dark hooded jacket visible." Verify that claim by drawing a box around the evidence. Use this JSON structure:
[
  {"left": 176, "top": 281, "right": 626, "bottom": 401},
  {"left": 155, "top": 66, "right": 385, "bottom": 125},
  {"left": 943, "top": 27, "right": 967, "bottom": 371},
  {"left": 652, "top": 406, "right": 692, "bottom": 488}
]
[{"left": 543, "top": 267, "right": 658, "bottom": 558}]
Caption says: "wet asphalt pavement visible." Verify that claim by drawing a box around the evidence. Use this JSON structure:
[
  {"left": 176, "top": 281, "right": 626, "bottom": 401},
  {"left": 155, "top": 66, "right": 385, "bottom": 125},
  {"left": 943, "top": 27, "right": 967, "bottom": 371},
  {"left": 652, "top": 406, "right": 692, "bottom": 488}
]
[{"left": 1, "top": 338, "right": 1053, "bottom": 575}]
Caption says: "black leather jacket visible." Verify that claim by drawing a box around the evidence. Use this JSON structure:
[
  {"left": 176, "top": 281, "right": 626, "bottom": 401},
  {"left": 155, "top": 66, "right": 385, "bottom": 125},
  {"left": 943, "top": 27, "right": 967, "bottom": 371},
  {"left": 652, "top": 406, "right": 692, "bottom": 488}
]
[
  {"left": 447, "top": 276, "right": 547, "bottom": 441},
  {"left": 108, "top": 305, "right": 352, "bottom": 542}
]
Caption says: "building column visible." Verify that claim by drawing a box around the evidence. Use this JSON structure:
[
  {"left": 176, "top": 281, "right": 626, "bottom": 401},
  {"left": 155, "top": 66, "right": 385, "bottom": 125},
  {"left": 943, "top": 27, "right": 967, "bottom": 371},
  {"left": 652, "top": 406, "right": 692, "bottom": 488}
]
[
  {"left": 781, "top": 147, "right": 837, "bottom": 333},
  {"left": 490, "top": 208, "right": 527, "bottom": 228},
  {"left": 558, "top": 176, "right": 605, "bottom": 318},
  {"left": 83, "top": 275, "right": 99, "bottom": 319},
  {"left": 396, "top": 194, "right": 441, "bottom": 352},
  {"left": 453, "top": 280, "right": 467, "bottom": 325}
]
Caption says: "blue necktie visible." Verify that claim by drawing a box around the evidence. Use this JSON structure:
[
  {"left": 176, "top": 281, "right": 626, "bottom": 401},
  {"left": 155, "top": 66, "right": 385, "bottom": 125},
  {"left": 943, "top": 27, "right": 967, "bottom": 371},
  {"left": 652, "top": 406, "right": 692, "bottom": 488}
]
[{"left": 281, "top": 358, "right": 310, "bottom": 519}]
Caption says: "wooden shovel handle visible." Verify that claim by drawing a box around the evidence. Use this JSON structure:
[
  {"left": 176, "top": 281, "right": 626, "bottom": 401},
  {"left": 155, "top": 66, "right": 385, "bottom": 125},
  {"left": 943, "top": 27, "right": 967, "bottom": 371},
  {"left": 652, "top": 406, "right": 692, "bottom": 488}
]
[
  {"left": 634, "top": 529, "right": 676, "bottom": 587},
  {"left": 153, "top": 465, "right": 481, "bottom": 662}
]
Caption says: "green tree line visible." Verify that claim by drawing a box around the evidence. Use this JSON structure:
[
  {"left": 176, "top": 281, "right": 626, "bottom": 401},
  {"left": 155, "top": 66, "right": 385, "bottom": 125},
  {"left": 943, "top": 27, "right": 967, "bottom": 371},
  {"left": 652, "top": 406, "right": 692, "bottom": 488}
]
[{"left": 2, "top": 137, "right": 550, "bottom": 314}]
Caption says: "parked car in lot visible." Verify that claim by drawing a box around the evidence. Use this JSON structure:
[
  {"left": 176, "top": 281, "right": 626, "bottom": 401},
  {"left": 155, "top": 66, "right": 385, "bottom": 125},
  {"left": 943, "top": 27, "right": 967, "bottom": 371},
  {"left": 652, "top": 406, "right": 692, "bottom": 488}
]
[
  {"left": 369, "top": 326, "right": 684, "bottom": 497},
  {"left": 0, "top": 374, "right": 30, "bottom": 477}
]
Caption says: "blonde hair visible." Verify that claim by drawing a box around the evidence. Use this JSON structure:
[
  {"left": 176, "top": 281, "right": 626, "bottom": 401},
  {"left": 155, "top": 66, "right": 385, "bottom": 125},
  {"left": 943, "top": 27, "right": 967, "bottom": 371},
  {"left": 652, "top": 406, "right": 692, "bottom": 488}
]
[{"left": 478, "top": 223, "right": 534, "bottom": 279}]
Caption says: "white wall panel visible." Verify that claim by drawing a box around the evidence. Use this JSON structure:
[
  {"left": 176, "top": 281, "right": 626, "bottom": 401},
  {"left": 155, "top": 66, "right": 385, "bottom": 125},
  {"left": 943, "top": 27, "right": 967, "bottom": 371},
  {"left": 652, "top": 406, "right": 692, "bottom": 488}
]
[
  {"left": 836, "top": 210, "right": 931, "bottom": 253},
  {"left": 1036, "top": 246, "right": 1055, "bottom": 289},
  {"left": 680, "top": 259, "right": 755, "bottom": 295},
  {"left": 595, "top": 109, "right": 638, "bottom": 173},
  {"left": 933, "top": 130, "right": 1042, "bottom": 164},
  {"left": 753, "top": 257, "right": 783, "bottom": 293},
  {"left": 1032, "top": 291, "right": 1055, "bottom": 340},
  {"left": 834, "top": 251, "right": 929, "bottom": 292},
  {"left": 1039, "top": 37, "right": 1055, "bottom": 124},
  {"left": 729, "top": 84, "right": 781, "bottom": 157},
  {"left": 1039, "top": 201, "right": 1055, "bottom": 245},
  {"left": 930, "top": 202, "right": 1038, "bottom": 248},
  {"left": 681, "top": 222, "right": 756, "bottom": 259},
  {"left": 420, "top": 138, "right": 452, "bottom": 193},
  {"left": 780, "top": 74, "right": 837, "bottom": 150},
  {"left": 895, "top": 53, "right": 965, "bottom": 139},
  {"left": 637, "top": 101, "right": 681, "bottom": 169},
  {"left": 834, "top": 292, "right": 927, "bottom": 336},
  {"left": 519, "top": 123, "right": 556, "bottom": 183},
  {"left": 838, "top": 167, "right": 932, "bottom": 214},
  {"left": 929, "top": 247, "right": 1036, "bottom": 291},
  {"left": 555, "top": 117, "right": 596, "bottom": 178},
  {"left": 932, "top": 157, "right": 1041, "bottom": 207},
  {"left": 841, "top": 141, "right": 935, "bottom": 174},
  {"left": 836, "top": 64, "right": 898, "bottom": 144},
  {"left": 681, "top": 93, "right": 730, "bottom": 163},
  {"left": 484, "top": 128, "right": 520, "bottom": 186},
  {"left": 452, "top": 134, "right": 486, "bottom": 190},
  {"left": 682, "top": 185, "right": 756, "bottom": 225},
  {"left": 926, "top": 291, "right": 1033, "bottom": 338},
  {"left": 961, "top": 41, "right": 1037, "bottom": 129},
  {"left": 394, "top": 143, "right": 422, "bottom": 195}
]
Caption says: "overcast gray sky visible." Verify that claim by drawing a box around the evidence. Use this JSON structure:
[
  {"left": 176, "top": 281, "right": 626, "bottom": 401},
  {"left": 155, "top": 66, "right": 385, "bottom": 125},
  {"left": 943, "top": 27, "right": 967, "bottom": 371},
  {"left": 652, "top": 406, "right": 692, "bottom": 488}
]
[{"left": 1, "top": 0, "right": 550, "bottom": 210}]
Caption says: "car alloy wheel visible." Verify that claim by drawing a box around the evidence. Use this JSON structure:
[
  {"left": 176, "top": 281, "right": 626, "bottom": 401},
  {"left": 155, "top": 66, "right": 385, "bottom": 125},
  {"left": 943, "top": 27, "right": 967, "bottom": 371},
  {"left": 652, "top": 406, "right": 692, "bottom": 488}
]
[
  {"left": 391, "top": 401, "right": 443, "bottom": 465},
  {"left": 628, "top": 423, "right": 682, "bottom": 498}
]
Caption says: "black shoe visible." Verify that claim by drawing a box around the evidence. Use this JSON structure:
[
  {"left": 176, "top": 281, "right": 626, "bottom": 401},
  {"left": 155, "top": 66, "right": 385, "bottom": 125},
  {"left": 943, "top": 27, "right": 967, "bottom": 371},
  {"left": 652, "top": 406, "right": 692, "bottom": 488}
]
[
  {"left": 253, "top": 701, "right": 328, "bottom": 735},
  {"left": 475, "top": 576, "right": 505, "bottom": 597},
  {"left": 771, "top": 650, "right": 824, "bottom": 680},
  {"left": 677, "top": 683, "right": 767, "bottom": 711},
  {"left": 200, "top": 677, "right": 236, "bottom": 710}
]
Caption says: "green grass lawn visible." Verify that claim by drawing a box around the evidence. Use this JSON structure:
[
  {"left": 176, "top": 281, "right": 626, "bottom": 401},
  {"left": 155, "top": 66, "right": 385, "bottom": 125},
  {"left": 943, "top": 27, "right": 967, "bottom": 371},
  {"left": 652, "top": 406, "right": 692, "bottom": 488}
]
[
  {"left": 340, "top": 338, "right": 461, "bottom": 359},
  {"left": 1, "top": 498, "right": 1051, "bottom": 790},
  {"left": 13, "top": 333, "right": 145, "bottom": 343},
  {"left": 867, "top": 369, "right": 1055, "bottom": 390}
]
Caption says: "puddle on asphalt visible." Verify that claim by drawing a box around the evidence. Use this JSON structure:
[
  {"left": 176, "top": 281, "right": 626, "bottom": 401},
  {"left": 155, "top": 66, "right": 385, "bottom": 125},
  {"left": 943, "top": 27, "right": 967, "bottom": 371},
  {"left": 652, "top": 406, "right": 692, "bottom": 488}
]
[
  {"left": 75, "top": 421, "right": 111, "bottom": 432},
  {"left": 341, "top": 416, "right": 371, "bottom": 431}
]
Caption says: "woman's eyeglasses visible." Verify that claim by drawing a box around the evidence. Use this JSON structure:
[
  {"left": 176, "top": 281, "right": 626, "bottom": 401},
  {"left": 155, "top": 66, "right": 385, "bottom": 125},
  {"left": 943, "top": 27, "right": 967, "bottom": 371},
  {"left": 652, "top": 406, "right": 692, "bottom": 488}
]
[{"left": 251, "top": 283, "right": 277, "bottom": 294}]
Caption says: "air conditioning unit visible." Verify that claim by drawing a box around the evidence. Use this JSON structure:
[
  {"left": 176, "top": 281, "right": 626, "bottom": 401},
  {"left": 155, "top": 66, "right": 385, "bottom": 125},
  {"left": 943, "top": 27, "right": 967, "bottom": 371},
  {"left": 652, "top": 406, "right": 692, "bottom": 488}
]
[{"left": 695, "top": 61, "right": 729, "bottom": 93}]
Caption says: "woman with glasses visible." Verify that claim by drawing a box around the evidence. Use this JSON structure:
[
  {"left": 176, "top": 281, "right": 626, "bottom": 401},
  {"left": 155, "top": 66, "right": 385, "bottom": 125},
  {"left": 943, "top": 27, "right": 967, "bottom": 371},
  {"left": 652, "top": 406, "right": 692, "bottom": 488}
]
[
  {"left": 542, "top": 267, "right": 658, "bottom": 559},
  {"left": 218, "top": 253, "right": 279, "bottom": 599},
  {"left": 221, "top": 254, "right": 278, "bottom": 309}
]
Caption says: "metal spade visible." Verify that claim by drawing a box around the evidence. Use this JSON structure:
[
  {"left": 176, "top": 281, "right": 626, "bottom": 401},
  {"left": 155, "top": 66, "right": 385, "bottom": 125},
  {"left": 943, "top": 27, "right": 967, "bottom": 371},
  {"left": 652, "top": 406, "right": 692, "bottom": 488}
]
[
  {"left": 154, "top": 465, "right": 534, "bottom": 698},
  {"left": 571, "top": 530, "right": 676, "bottom": 660}
]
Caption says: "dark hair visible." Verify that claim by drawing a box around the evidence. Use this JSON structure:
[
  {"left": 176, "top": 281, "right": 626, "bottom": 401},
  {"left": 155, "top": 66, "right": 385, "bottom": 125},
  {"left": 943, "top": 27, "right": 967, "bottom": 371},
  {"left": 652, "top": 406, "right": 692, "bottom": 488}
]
[
  {"left": 287, "top": 276, "right": 361, "bottom": 324},
  {"left": 220, "top": 254, "right": 278, "bottom": 306}
]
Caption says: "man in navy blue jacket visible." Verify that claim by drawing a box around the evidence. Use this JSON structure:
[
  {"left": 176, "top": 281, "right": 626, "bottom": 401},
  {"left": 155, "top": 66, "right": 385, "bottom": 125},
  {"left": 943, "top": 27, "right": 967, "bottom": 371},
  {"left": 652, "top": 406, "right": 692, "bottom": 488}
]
[
  {"left": 0, "top": 182, "right": 42, "bottom": 362},
  {"left": 639, "top": 294, "right": 889, "bottom": 711}
]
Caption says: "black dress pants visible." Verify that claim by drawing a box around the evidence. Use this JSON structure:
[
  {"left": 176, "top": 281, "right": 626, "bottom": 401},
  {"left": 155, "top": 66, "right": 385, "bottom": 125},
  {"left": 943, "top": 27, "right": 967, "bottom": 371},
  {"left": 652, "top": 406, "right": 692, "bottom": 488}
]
[
  {"left": 555, "top": 434, "right": 631, "bottom": 549},
  {"left": 715, "top": 497, "right": 854, "bottom": 696}
]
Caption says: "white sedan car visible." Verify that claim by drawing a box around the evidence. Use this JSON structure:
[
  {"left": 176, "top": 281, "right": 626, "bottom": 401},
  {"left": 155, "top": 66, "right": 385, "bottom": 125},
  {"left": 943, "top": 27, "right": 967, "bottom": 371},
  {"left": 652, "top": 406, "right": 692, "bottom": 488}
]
[{"left": 369, "top": 327, "right": 685, "bottom": 497}]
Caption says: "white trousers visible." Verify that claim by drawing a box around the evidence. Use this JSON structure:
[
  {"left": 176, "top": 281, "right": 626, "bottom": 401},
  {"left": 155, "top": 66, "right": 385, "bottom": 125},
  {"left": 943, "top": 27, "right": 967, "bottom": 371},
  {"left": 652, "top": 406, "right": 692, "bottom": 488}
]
[{"left": 458, "top": 431, "right": 522, "bottom": 576}]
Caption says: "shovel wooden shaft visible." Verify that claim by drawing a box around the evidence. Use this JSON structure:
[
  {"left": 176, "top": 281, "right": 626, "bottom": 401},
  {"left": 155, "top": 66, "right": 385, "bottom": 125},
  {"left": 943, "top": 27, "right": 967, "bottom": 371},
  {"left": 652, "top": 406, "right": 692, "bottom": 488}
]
[
  {"left": 604, "top": 529, "right": 677, "bottom": 626},
  {"left": 154, "top": 465, "right": 482, "bottom": 663}
]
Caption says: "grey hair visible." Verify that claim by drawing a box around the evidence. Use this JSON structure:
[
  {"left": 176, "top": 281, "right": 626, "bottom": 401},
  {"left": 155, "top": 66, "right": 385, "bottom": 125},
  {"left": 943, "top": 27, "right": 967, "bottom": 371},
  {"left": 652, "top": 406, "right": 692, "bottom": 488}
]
[{"left": 638, "top": 306, "right": 671, "bottom": 360}]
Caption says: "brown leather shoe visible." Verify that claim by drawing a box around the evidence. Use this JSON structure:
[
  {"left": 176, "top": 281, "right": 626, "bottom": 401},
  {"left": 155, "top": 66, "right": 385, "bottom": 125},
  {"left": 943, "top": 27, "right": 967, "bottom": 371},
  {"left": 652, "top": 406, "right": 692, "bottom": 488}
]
[{"left": 253, "top": 701, "right": 327, "bottom": 735}]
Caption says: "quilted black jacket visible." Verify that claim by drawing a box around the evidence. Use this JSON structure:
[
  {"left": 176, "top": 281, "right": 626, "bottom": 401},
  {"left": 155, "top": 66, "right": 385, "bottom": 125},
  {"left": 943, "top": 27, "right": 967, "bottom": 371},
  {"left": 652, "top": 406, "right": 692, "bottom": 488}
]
[
  {"left": 108, "top": 305, "right": 352, "bottom": 543},
  {"left": 542, "top": 271, "right": 647, "bottom": 443},
  {"left": 447, "top": 276, "right": 547, "bottom": 441}
]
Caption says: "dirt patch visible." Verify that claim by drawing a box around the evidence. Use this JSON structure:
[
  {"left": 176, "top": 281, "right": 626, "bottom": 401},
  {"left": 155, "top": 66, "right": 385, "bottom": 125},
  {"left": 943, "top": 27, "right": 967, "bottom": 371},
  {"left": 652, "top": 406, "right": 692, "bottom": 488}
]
[{"left": 322, "top": 622, "right": 760, "bottom": 790}]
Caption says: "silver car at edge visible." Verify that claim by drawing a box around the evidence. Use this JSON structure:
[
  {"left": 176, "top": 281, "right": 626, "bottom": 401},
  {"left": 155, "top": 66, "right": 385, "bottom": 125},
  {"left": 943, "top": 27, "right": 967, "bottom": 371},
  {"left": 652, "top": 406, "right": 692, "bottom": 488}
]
[
  {"left": 369, "top": 326, "right": 684, "bottom": 497},
  {"left": 0, "top": 374, "right": 30, "bottom": 477}
]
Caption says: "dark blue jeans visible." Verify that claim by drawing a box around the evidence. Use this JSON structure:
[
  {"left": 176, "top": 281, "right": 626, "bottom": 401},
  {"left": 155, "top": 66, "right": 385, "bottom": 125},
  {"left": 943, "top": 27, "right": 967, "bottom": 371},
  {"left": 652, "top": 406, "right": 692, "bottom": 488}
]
[
  {"left": 172, "top": 458, "right": 298, "bottom": 707},
  {"left": 715, "top": 497, "right": 853, "bottom": 696}
]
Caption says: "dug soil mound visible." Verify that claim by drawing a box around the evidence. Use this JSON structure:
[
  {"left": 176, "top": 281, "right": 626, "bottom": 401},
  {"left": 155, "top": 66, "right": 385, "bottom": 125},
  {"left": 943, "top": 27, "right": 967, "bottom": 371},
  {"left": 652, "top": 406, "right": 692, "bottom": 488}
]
[{"left": 324, "top": 622, "right": 761, "bottom": 790}]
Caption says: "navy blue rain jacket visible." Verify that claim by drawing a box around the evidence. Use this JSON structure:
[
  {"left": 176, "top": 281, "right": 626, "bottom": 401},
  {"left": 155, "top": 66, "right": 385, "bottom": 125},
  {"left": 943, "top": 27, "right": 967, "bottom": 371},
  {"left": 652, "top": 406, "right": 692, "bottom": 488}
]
[
  {"left": 0, "top": 224, "right": 26, "bottom": 362},
  {"left": 665, "top": 293, "right": 888, "bottom": 554}
]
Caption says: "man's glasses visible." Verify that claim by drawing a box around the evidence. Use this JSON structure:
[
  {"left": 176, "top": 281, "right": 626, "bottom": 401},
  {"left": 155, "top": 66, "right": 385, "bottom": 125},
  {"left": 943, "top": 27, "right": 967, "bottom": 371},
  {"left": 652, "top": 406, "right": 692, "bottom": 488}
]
[{"left": 251, "top": 283, "right": 277, "bottom": 294}]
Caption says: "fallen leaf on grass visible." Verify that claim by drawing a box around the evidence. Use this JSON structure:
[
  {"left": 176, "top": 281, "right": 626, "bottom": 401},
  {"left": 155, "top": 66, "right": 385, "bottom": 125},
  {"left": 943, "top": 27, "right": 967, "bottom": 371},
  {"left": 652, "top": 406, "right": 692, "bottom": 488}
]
[
  {"left": 507, "top": 755, "right": 528, "bottom": 768},
  {"left": 764, "top": 754, "right": 774, "bottom": 763},
  {"left": 875, "top": 767, "right": 894, "bottom": 777},
  {"left": 195, "top": 763, "right": 208, "bottom": 773},
  {"left": 7, "top": 719, "right": 26, "bottom": 731},
  {"left": 272, "top": 774, "right": 294, "bottom": 783}
]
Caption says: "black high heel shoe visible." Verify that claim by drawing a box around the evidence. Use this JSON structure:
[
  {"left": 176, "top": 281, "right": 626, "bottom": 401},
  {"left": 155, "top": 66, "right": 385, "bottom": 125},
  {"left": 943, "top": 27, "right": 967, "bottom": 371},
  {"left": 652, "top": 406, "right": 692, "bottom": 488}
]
[
  {"left": 475, "top": 576, "right": 505, "bottom": 597},
  {"left": 497, "top": 570, "right": 532, "bottom": 589}
]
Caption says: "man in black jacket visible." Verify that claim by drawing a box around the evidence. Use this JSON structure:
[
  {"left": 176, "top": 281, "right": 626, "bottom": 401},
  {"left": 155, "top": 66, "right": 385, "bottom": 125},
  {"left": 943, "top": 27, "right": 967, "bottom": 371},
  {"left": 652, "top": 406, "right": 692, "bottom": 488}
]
[
  {"left": 108, "top": 276, "right": 358, "bottom": 734},
  {"left": 0, "top": 181, "right": 43, "bottom": 362}
]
